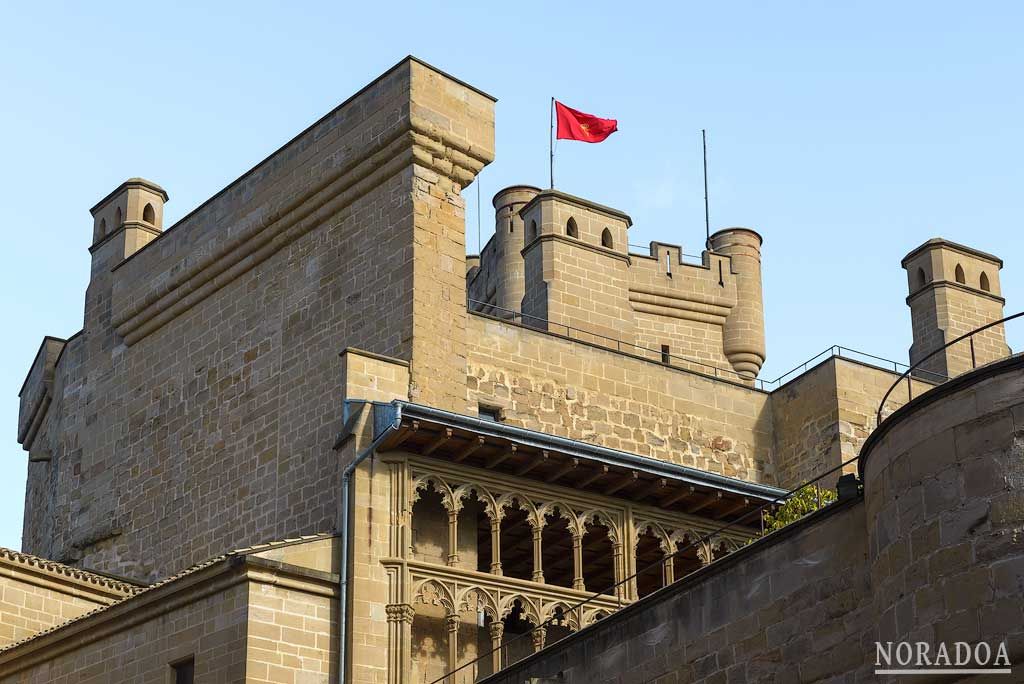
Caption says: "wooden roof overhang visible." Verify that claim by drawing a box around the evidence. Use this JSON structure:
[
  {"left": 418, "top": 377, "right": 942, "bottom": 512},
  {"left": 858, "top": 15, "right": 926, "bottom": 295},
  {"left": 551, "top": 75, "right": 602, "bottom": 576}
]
[{"left": 369, "top": 402, "right": 788, "bottom": 528}]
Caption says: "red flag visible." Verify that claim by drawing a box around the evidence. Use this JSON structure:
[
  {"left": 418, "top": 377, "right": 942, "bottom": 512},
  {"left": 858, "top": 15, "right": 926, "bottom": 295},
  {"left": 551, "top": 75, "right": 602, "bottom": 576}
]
[{"left": 555, "top": 101, "right": 618, "bottom": 143}]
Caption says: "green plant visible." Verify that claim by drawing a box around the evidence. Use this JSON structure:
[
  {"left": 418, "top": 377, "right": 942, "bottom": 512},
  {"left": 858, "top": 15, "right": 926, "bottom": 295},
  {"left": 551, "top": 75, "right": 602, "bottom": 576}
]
[{"left": 762, "top": 485, "right": 837, "bottom": 534}]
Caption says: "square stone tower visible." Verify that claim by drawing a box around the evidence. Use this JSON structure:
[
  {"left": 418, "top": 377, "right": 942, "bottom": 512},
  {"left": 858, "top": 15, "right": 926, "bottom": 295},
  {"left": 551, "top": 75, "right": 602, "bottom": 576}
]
[{"left": 903, "top": 238, "right": 1009, "bottom": 379}]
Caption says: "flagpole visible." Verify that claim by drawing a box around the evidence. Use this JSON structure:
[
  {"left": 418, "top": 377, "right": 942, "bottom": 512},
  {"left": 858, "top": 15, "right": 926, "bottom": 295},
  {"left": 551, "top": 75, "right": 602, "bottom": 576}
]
[
  {"left": 549, "top": 98, "right": 555, "bottom": 189},
  {"left": 702, "top": 129, "right": 710, "bottom": 251}
]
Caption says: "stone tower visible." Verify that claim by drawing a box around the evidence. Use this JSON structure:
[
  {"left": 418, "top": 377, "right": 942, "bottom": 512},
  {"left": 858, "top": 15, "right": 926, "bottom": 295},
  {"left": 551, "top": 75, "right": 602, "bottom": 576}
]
[
  {"left": 490, "top": 185, "right": 540, "bottom": 314},
  {"left": 708, "top": 228, "right": 766, "bottom": 379},
  {"left": 519, "top": 190, "right": 635, "bottom": 344},
  {"left": 89, "top": 178, "right": 167, "bottom": 270},
  {"left": 902, "top": 238, "right": 1009, "bottom": 379}
]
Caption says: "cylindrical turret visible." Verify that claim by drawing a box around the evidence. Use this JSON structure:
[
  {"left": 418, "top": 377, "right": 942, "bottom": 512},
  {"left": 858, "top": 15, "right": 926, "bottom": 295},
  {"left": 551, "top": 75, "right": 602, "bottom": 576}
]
[
  {"left": 709, "top": 228, "right": 766, "bottom": 379},
  {"left": 492, "top": 185, "right": 541, "bottom": 313}
]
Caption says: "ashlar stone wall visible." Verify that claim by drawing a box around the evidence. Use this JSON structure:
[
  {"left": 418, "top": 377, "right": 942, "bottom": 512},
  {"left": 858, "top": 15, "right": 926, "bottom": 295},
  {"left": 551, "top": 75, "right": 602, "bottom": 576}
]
[{"left": 20, "top": 57, "right": 494, "bottom": 581}]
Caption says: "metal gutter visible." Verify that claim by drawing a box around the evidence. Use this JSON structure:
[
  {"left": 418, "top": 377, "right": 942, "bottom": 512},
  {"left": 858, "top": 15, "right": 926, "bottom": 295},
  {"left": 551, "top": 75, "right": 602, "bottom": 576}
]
[
  {"left": 337, "top": 400, "right": 403, "bottom": 684},
  {"left": 380, "top": 401, "right": 787, "bottom": 501}
]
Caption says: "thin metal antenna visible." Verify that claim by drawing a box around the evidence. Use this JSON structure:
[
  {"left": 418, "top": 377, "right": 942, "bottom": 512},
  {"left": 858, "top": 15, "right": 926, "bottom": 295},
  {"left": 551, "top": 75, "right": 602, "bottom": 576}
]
[
  {"left": 703, "top": 129, "right": 710, "bottom": 251},
  {"left": 476, "top": 179, "right": 481, "bottom": 253},
  {"left": 550, "top": 97, "right": 555, "bottom": 189}
]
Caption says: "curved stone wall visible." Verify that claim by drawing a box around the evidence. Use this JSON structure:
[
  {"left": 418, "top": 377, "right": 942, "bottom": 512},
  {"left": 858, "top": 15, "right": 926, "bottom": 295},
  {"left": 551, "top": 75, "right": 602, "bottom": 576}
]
[{"left": 862, "top": 353, "right": 1024, "bottom": 659}]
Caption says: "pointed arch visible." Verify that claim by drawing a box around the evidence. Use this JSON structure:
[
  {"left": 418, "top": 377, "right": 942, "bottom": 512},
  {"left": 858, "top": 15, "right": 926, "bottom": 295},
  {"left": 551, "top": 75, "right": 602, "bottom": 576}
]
[
  {"left": 412, "top": 474, "right": 457, "bottom": 512},
  {"left": 498, "top": 594, "right": 540, "bottom": 624},
  {"left": 601, "top": 227, "right": 614, "bottom": 249},
  {"left": 581, "top": 609, "right": 611, "bottom": 627},
  {"left": 453, "top": 481, "right": 499, "bottom": 521},
  {"left": 980, "top": 271, "right": 991, "bottom": 292},
  {"left": 955, "top": 263, "right": 966, "bottom": 284},
  {"left": 634, "top": 520, "right": 673, "bottom": 555},
  {"left": 566, "top": 217, "right": 579, "bottom": 238},
  {"left": 456, "top": 586, "right": 499, "bottom": 622},
  {"left": 669, "top": 528, "right": 705, "bottom": 578},
  {"left": 540, "top": 601, "right": 581, "bottom": 632},
  {"left": 536, "top": 501, "right": 575, "bottom": 527},
  {"left": 412, "top": 578, "right": 456, "bottom": 613},
  {"left": 114, "top": 207, "right": 122, "bottom": 226},
  {"left": 576, "top": 509, "right": 620, "bottom": 544},
  {"left": 916, "top": 266, "right": 927, "bottom": 289},
  {"left": 142, "top": 203, "right": 156, "bottom": 224},
  {"left": 99, "top": 218, "right": 107, "bottom": 238},
  {"left": 528, "top": 219, "right": 538, "bottom": 242}
]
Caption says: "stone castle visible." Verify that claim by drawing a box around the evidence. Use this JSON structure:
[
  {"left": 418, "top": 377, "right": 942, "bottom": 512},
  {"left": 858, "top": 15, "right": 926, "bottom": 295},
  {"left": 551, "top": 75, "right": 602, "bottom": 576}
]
[{"left": 1, "top": 57, "right": 1020, "bottom": 683}]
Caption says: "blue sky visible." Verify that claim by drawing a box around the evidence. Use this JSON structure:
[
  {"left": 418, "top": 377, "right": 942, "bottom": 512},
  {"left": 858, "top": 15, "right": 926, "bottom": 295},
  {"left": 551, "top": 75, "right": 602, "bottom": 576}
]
[{"left": 1, "top": 1, "right": 1021, "bottom": 550}]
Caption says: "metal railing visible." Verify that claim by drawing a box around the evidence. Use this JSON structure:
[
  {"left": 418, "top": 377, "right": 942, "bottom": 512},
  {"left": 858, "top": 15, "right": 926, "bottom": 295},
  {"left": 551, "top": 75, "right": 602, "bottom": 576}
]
[
  {"left": 627, "top": 243, "right": 705, "bottom": 260},
  {"left": 876, "top": 311, "right": 1023, "bottom": 423},
  {"left": 468, "top": 298, "right": 941, "bottom": 392}
]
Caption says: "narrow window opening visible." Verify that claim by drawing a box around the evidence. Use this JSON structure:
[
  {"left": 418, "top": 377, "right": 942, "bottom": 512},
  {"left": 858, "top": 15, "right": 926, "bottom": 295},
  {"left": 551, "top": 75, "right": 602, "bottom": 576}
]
[
  {"left": 673, "top": 534, "right": 703, "bottom": 579},
  {"left": 411, "top": 484, "right": 449, "bottom": 564},
  {"left": 99, "top": 218, "right": 107, "bottom": 237},
  {"left": 508, "top": 218, "right": 513, "bottom": 233},
  {"left": 500, "top": 502, "right": 533, "bottom": 582},
  {"left": 635, "top": 530, "right": 665, "bottom": 598},
  {"left": 954, "top": 263, "right": 965, "bottom": 284},
  {"left": 566, "top": 217, "right": 579, "bottom": 238},
  {"left": 528, "top": 220, "right": 538, "bottom": 242},
  {"left": 980, "top": 271, "right": 991, "bottom": 292},
  {"left": 478, "top": 405, "right": 502, "bottom": 422},
  {"left": 601, "top": 228, "right": 613, "bottom": 249},
  {"left": 171, "top": 657, "right": 194, "bottom": 684},
  {"left": 143, "top": 203, "right": 156, "bottom": 224},
  {"left": 916, "top": 267, "right": 927, "bottom": 289},
  {"left": 540, "top": 511, "right": 574, "bottom": 588},
  {"left": 661, "top": 345, "right": 671, "bottom": 364},
  {"left": 115, "top": 207, "right": 122, "bottom": 226},
  {"left": 582, "top": 520, "right": 614, "bottom": 593},
  {"left": 501, "top": 601, "right": 536, "bottom": 666}
]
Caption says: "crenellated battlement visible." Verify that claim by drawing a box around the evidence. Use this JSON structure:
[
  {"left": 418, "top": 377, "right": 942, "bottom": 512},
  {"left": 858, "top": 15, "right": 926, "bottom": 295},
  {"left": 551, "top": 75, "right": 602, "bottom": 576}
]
[{"left": 469, "top": 187, "right": 766, "bottom": 379}]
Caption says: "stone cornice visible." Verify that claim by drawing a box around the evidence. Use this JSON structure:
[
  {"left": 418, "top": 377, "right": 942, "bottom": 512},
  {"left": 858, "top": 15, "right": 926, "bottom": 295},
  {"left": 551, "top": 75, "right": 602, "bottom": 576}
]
[
  {"left": 89, "top": 178, "right": 168, "bottom": 215},
  {"left": 111, "top": 117, "right": 489, "bottom": 346},
  {"left": 519, "top": 189, "right": 633, "bottom": 227},
  {"left": 88, "top": 221, "right": 161, "bottom": 254},
  {"left": 901, "top": 238, "right": 1003, "bottom": 268}
]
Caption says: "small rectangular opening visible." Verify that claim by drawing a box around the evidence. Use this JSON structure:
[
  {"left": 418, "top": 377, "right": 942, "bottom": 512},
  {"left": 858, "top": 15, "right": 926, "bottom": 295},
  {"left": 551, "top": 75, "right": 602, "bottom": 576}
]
[
  {"left": 171, "top": 657, "right": 194, "bottom": 684},
  {"left": 661, "top": 345, "right": 671, "bottom": 364},
  {"left": 478, "top": 405, "right": 502, "bottom": 422}
]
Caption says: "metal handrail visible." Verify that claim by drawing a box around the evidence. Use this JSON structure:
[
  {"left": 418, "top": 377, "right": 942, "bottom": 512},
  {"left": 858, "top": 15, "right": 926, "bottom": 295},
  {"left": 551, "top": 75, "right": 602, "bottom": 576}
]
[
  {"left": 765, "top": 345, "right": 948, "bottom": 388},
  {"left": 467, "top": 298, "right": 936, "bottom": 392},
  {"left": 875, "top": 311, "right": 1023, "bottom": 423}
]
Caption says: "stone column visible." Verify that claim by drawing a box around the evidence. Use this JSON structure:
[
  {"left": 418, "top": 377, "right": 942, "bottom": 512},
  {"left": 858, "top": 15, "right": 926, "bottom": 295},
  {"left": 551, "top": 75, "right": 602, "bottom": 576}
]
[
  {"left": 447, "top": 509, "right": 460, "bottom": 567},
  {"left": 571, "top": 532, "right": 585, "bottom": 590},
  {"left": 531, "top": 522, "right": 544, "bottom": 583},
  {"left": 489, "top": 516, "right": 503, "bottom": 575},
  {"left": 445, "top": 613, "right": 460, "bottom": 684},
  {"left": 662, "top": 552, "right": 674, "bottom": 586},
  {"left": 531, "top": 626, "right": 547, "bottom": 653},
  {"left": 386, "top": 603, "right": 416, "bottom": 684},
  {"left": 488, "top": 620, "right": 504, "bottom": 673},
  {"left": 612, "top": 541, "right": 627, "bottom": 602}
]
